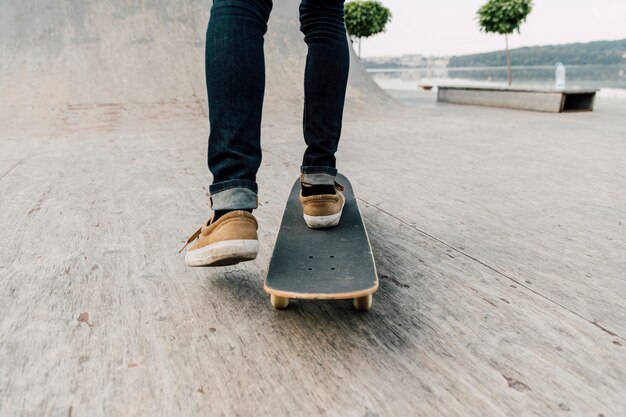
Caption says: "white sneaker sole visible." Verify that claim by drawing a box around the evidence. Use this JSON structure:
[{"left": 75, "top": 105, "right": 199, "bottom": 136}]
[
  {"left": 185, "top": 239, "right": 259, "bottom": 267},
  {"left": 303, "top": 201, "right": 345, "bottom": 229}
]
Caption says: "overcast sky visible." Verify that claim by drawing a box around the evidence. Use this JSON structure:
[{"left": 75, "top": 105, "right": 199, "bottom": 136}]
[{"left": 358, "top": 0, "right": 626, "bottom": 57}]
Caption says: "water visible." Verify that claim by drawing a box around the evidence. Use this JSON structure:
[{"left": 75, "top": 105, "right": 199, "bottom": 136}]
[{"left": 368, "top": 64, "right": 626, "bottom": 92}]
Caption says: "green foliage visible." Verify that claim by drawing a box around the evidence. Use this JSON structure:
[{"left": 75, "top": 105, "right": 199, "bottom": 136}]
[
  {"left": 448, "top": 39, "right": 626, "bottom": 67},
  {"left": 344, "top": 0, "right": 392, "bottom": 40},
  {"left": 477, "top": 0, "right": 532, "bottom": 35}
]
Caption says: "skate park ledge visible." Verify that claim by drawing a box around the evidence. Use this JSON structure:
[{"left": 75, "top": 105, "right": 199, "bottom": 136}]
[{"left": 437, "top": 85, "right": 599, "bottom": 112}]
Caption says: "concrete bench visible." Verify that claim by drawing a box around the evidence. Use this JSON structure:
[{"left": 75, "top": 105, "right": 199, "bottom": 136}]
[{"left": 437, "top": 85, "right": 599, "bottom": 113}]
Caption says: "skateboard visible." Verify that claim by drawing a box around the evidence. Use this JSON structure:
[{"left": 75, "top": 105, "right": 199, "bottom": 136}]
[{"left": 264, "top": 173, "right": 378, "bottom": 311}]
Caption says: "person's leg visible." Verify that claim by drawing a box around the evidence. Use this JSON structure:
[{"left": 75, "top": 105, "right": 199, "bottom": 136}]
[
  {"left": 299, "top": 0, "right": 350, "bottom": 190},
  {"left": 183, "top": 0, "right": 272, "bottom": 267},
  {"left": 206, "top": 0, "right": 273, "bottom": 215},
  {"left": 297, "top": 0, "right": 349, "bottom": 229}
]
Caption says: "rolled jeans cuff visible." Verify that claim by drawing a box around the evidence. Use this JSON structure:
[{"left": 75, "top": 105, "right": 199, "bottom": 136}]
[
  {"left": 300, "top": 166, "right": 337, "bottom": 186},
  {"left": 209, "top": 179, "right": 258, "bottom": 210}
]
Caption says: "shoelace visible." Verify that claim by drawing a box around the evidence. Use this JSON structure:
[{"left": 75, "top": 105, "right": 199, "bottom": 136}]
[
  {"left": 179, "top": 212, "right": 217, "bottom": 253},
  {"left": 179, "top": 227, "right": 202, "bottom": 253}
]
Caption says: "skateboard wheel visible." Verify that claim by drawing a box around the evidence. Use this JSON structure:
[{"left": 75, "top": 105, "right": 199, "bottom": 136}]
[
  {"left": 352, "top": 294, "right": 372, "bottom": 311},
  {"left": 270, "top": 294, "right": 289, "bottom": 309}
]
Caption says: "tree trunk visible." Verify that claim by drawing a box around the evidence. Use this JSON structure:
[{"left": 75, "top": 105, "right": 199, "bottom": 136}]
[{"left": 505, "top": 34, "right": 512, "bottom": 86}]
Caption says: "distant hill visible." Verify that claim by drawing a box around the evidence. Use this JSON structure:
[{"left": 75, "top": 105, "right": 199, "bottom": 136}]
[{"left": 448, "top": 39, "right": 626, "bottom": 67}]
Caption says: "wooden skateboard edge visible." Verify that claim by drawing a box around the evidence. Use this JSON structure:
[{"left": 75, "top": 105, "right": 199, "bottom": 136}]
[{"left": 263, "top": 281, "right": 379, "bottom": 300}]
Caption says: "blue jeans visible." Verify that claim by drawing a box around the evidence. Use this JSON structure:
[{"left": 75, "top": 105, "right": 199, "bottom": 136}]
[{"left": 205, "top": 0, "right": 349, "bottom": 210}]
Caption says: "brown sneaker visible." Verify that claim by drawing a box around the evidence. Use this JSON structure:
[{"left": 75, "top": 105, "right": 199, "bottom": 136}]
[
  {"left": 181, "top": 211, "right": 259, "bottom": 267},
  {"left": 299, "top": 182, "right": 345, "bottom": 229}
]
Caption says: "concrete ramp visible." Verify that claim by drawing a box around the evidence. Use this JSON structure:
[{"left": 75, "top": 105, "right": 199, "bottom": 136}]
[{"left": 0, "top": 0, "right": 388, "bottom": 110}]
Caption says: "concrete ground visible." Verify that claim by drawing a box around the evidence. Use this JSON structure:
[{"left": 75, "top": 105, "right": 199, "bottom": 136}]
[
  {"left": 2, "top": 94, "right": 625, "bottom": 417},
  {"left": 1, "top": 1, "right": 625, "bottom": 416}
]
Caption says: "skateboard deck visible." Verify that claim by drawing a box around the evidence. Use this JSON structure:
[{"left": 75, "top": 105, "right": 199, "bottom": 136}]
[{"left": 264, "top": 174, "right": 378, "bottom": 310}]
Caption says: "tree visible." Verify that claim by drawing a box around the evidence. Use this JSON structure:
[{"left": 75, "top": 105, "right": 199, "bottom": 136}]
[
  {"left": 344, "top": 0, "right": 392, "bottom": 58},
  {"left": 477, "top": 0, "right": 533, "bottom": 85}
]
